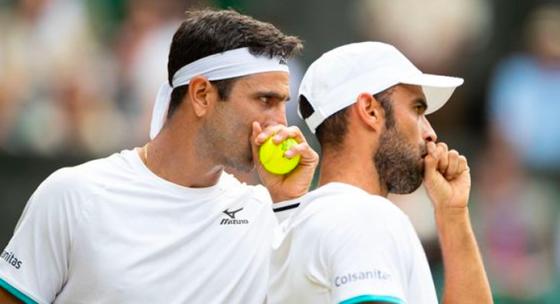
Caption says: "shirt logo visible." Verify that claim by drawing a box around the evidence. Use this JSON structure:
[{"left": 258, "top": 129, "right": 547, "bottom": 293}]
[
  {"left": 279, "top": 57, "right": 288, "bottom": 65},
  {"left": 223, "top": 207, "right": 243, "bottom": 219},
  {"left": 334, "top": 269, "right": 391, "bottom": 287},
  {"left": 1, "top": 250, "right": 22, "bottom": 270},
  {"left": 220, "top": 208, "right": 249, "bottom": 225}
]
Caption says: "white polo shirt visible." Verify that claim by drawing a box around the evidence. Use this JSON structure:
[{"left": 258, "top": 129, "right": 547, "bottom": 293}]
[
  {"left": 268, "top": 182, "right": 438, "bottom": 304},
  {"left": 0, "top": 149, "right": 276, "bottom": 304}
]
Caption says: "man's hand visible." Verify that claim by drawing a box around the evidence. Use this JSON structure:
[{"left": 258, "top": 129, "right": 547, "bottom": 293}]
[
  {"left": 423, "top": 141, "right": 470, "bottom": 212},
  {"left": 422, "top": 141, "right": 493, "bottom": 303},
  {"left": 251, "top": 122, "right": 319, "bottom": 202}
]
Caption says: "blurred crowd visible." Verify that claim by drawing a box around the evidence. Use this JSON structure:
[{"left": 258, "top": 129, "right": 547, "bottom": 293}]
[
  {"left": 477, "top": 4, "right": 560, "bottom": 301},
  {"left": 1, "top": 0, "right": 560, "bottom": 302},
  {"left": 0, "top": 0, "right": 194, "bottom": 156}
]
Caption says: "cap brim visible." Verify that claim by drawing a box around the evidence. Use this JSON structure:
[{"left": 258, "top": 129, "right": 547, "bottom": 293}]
[{"left": 400, "top": 74, "right": 464, "bottom": 114}]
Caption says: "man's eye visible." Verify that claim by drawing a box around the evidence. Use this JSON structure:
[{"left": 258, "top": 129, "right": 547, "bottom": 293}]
[
  {"left": 415, "top": 104, "right": 426, "bottom": 114},
  {"left": 259, "top": 96, "right": 270, "bottom": 103}
]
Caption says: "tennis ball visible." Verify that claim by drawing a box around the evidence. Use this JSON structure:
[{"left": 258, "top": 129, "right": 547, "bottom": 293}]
[{"left": 259, "top": 137, "right": 301, "bottom": 175}]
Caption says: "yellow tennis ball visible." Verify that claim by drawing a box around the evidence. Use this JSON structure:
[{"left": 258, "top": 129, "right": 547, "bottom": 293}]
[{"left": 259, "top": 137, "right": 301, "bottom": 175}]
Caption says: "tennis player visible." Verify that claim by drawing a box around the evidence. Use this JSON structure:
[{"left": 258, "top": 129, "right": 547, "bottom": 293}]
[
  {"left": 0, "top": 9, "right": 318, "bottom": 303},
  {"left": 269, "top": 42, "right": 492, "bottom": 303}
]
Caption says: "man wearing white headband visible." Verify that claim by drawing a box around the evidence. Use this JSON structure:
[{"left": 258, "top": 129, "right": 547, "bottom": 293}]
[
  {"left": 0, "top": 10, "right": 318, "bottom": 304},
  {"left": 269, "top": 42, "right": 492, "bottom": 303}
]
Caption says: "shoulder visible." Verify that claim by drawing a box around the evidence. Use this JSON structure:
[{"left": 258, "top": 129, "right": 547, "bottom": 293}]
[
  {"left": 288, "top": 184, "right": 415, "bottom": 253},
  {"left": 35, "top": 166, "right": 90, "bottom": 199},
  {"left": 302, "top": 184, "right": 408, "bottom": 231},
  {"left": 74, "top": 150, "right": 138, "bottom": 182},
  {"left": 219, "top": 172, "right": 272, "bottom": 205},
  {"left": 32, "top": 151, "right": 131, "bottom": 205}
]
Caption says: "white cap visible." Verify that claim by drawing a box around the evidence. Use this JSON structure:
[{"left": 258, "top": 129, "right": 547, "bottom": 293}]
[{"left": 298, "top": 42, "right": 464, "bottom": 133}]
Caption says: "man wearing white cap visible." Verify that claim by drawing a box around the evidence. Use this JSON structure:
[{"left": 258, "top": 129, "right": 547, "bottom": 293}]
[
  {"left": 269, "top": 42, "right": 492, "bottom": 303},
  {"left": 0, "top": 10, "right": 318, "bottom": 304}
]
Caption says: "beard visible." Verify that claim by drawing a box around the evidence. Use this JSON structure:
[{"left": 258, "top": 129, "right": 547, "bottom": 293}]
[
  {"left": 224, "top": 141, "right": 254, "bottom": 173},
  {"left": 198, "top": 117, "right": 254, "bottom": 173},
  {"left": 374, "top": 126, "right": 426, "bottom": 194}
]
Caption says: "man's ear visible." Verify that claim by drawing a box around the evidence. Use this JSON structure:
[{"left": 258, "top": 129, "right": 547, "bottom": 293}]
[
  {"left": 187, "top": 75, "right": 217, "bottom": 117},
  {"left": 353, "top": 92, "right": 384, "bottom": 132}
]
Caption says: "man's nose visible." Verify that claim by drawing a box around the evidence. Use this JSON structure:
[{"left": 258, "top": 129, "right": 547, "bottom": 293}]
[
  {"left": 263, "top": 104, "right": 287, "bottom": 128},
  {"left": 422, "top": 116, "right": 437, "bottom": 143}
]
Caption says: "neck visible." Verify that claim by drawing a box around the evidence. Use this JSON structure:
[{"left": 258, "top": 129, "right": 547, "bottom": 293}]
[
  {"left": 140, "top": 126, "right": 223, "bottom": 188},
  {"left": 318, "top": 146, "right": 388, "bottom": 197}
]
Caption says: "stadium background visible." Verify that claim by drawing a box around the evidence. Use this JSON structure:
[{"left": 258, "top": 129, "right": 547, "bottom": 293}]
[{"left": 1, "top": 0, "right": 559, "bottom": 302}]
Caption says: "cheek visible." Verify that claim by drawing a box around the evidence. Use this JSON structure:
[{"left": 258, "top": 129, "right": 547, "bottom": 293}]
[
  {"left": 210, "top": 106, "right": 246, "bottom": 144},
  {"left": 396, "top": 117, "right": 421, "bottom": 142},
  {"left": 230, "top": 109, "right": 257, "bottom": 143},
  {"left": 255, "top": 102, "right": 288, "bottom": 127},
  {"left": 248, "top": 107, "right": 265, "bottom": 124},
  {"left": 409, "top": 117, "right": 425, "bottom": 139},
  {"left": 415, "top": 121, "right": 425, "bottom": 139}
]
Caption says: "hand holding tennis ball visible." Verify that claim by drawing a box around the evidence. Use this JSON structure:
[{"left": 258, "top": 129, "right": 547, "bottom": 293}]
[
  {"left": 259, "top": 137, "right": 301, "bottom": 175},
  {"left": 251, "top": 122, "right": 318, "bottom": 202}
]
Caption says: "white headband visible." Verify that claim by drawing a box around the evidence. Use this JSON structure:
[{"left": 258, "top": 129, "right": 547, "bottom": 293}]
[{"left": 149, "top": 47, "right": 290, "bottom": 139}]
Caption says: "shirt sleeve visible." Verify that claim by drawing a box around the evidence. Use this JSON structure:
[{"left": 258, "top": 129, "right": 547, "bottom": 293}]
[
  {"left": 0, "top": 169, "right": 82, "bottom": 304},
  {"left": 322, "top": 207, "right": 411, "bottom": 304}
]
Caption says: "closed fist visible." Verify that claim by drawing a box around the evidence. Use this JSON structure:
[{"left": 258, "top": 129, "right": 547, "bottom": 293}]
[{"left": 423, "top": 141, "right": 470, "bottom": 211}]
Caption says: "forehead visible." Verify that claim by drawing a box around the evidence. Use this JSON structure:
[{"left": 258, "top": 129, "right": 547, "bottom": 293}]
[
  {"left": 393, "top": 84, "right": 425, "bottom": 101},
  {"left": 232, "top": 71, "right": 290, "bottom": 94}
]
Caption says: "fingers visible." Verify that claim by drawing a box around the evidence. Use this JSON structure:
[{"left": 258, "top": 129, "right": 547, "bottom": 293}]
[
  {"left": 285, "top": 142, "right": 315, "bottom": 162},
  {"left": 425, "top": 141, "right": 470, "bottom": 181},
  {"left": 445, "top": 150, "right": 472, "bottom": 178},
  {"left": 425, "top": 142, "right": 449, "bottom": 176},
  {"left": 424, "top": 142, "right": 438, "bottom": 174},
  {"left": 445, "top": 150, "right": 459, "bottom": 179},
  {"left": 251, "top": 121, "right": 263, "bottom": 141},
  {"left": 254, "top": 124, "right": 283, "bottom": 145},
  {"left": 252, "top": 122, "right": 318, "bottom": 163},
  {"left": 251, "top": 122, "right": 264, "bottom": 167},
  {"left": 254, "top": 125, "right": 305, "bottom": 146},
  {"left": 435, "top": 142, "right": 449, "bottom": 173},
  {"left": 458, "top": 155, "right": 468, "bottom": 173}
]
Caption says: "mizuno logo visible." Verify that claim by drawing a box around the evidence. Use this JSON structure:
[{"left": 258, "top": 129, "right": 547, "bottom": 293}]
[
  {"left": 223, "top": 208, "right": 243, "bottom": 219},
  {"left": 279, "top": 58, "right": 288, "bottom": 65},
  {"left": 220, "top": 208, "right": 249, "bottom": 225}
]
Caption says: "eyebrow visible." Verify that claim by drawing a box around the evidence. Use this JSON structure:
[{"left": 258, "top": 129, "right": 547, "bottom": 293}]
[{"left": 253, "top": 91, "right": 290, "bottom": 102}]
